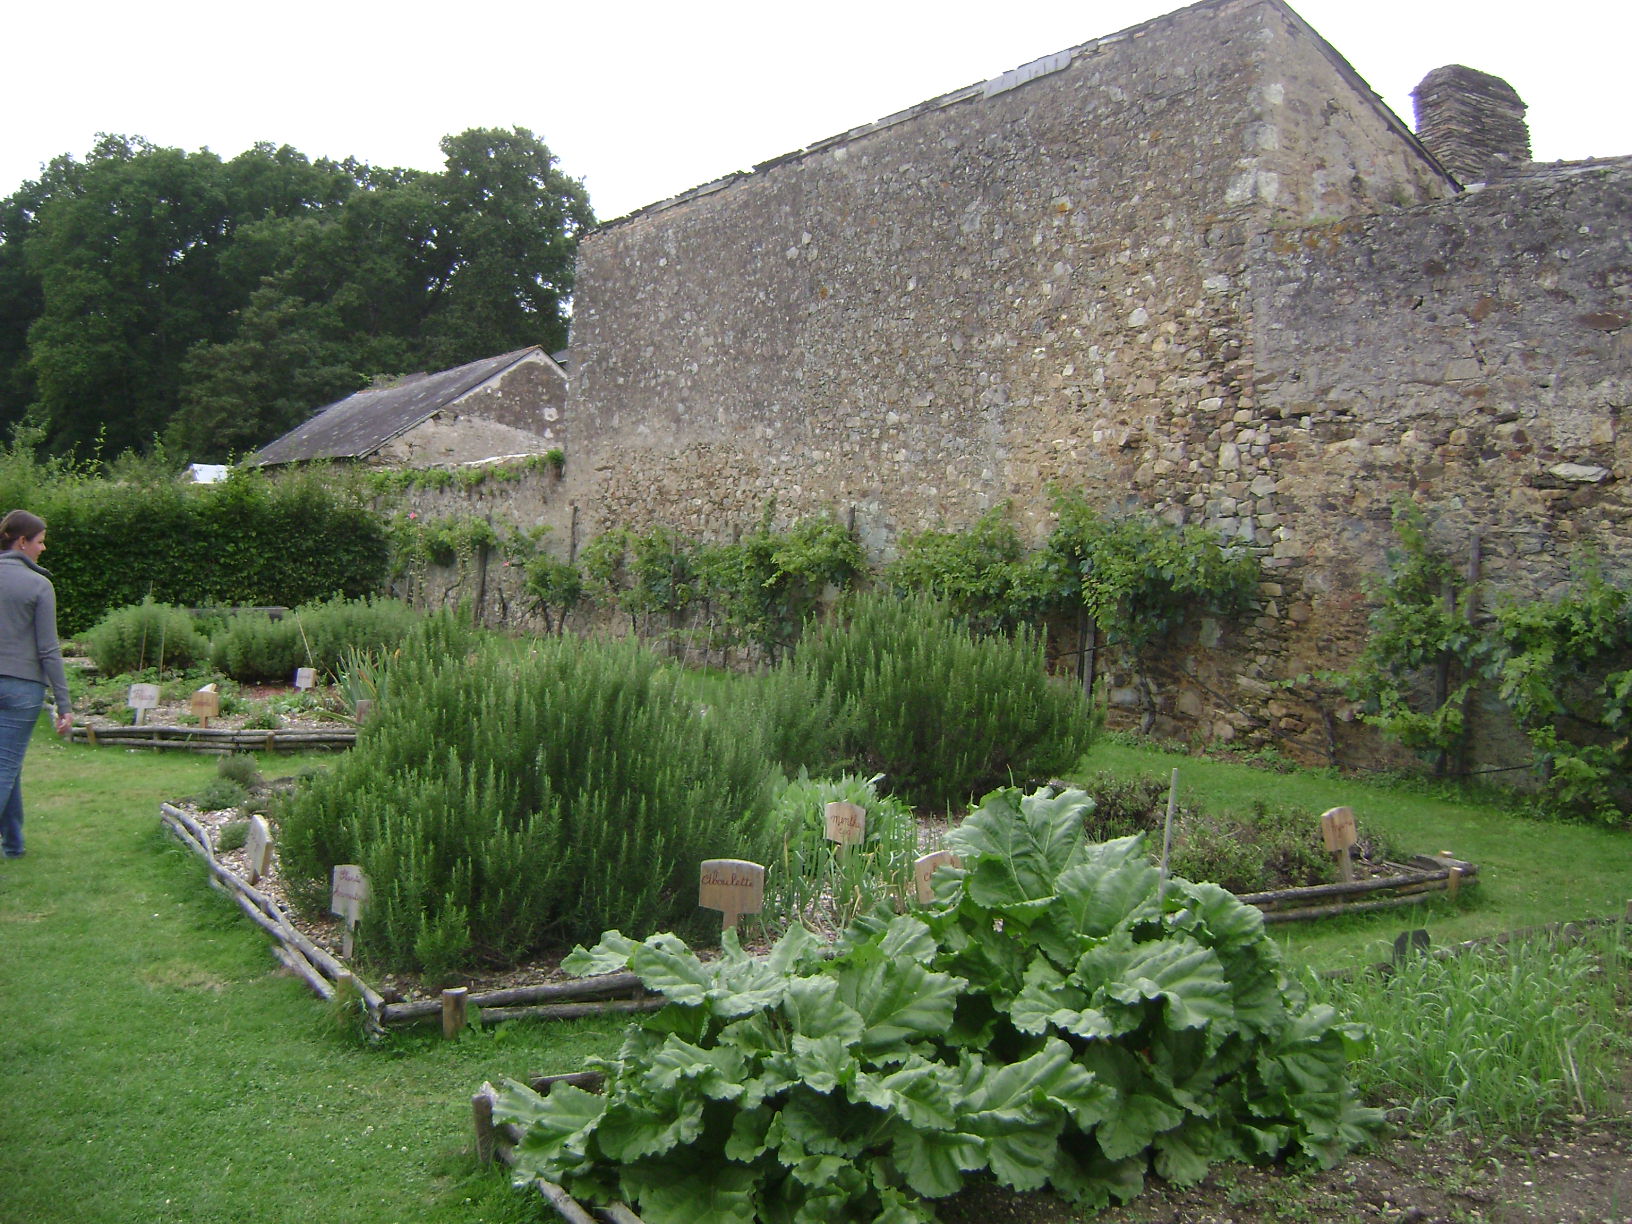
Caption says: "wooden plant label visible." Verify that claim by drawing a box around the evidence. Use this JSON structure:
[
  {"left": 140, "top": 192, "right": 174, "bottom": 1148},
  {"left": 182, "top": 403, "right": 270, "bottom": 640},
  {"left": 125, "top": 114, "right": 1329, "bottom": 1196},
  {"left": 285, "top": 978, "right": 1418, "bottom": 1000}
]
[
  {"left": 331, "top": 864, "right": 371, "bottom": 957},
  {"left": 190, "top": 685, "right": 220, "bottom": 727},
  {"left": 699, "top": 859, "right": 765, "bottom": 931},
  {"left": 128, "top": 682, "right": 160, "bottom": 726},
  {"left": 823, "top": 801, "right": 866, "bottom": 847},
  {"left": 913, "top": 850, "right": 962, "bottom": 904},
  {"left": 245, "top": 814, "right": 273, "bottom": 884},
  {"left": 1319, "top": 806, "right": 1358, "bottom": 882},
  {"left": 294, "top": 667, "right": 317, "bottom": 690}
]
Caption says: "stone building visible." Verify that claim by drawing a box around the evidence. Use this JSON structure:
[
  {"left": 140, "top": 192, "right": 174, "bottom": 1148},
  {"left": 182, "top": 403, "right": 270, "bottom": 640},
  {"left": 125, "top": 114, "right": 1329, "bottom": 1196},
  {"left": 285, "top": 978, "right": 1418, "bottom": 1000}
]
[
  {"left": 545, "top": 0, "right": 1628, "bottom": 765},
  {"left": 250, "top": 346, "right": 566, "bottom": 469}
]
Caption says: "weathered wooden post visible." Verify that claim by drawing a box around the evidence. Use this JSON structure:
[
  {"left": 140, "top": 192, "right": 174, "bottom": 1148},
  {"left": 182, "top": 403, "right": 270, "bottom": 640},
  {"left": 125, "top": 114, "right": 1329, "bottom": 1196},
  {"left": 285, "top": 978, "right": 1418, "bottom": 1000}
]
[
  {"left": 330, "top": 864, "right": 371, "bottom": 958},
  {"left": 244, "top": 814, "right": 273, "bottom": 884},
  {"left": 1320, "top": 806, "right": 1358, "bottom": 883},
  {"left": 442, "top": 986, "right": 469, "bottom": 1039},
  {"left": 698, "top": 859, "right": 765, "bottom": 933}
]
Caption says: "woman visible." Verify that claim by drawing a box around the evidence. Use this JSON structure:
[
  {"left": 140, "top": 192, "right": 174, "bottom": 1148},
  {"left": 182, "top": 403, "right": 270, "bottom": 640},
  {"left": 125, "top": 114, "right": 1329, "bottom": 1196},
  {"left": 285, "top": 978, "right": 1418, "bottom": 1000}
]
[{"left": 0, "top": 509, "right": 73, "bottom": 859}]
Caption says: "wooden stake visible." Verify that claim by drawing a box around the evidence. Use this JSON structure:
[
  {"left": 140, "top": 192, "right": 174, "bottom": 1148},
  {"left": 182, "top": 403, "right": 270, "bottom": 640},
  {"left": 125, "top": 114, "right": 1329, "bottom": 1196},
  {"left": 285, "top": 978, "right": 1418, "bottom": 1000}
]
[
  {"left": 913, "top": 850, "right": 961, "bottom": 904},
  {"left": 1157, "top": 769, "right": 1179, "bottom": 901},
  {"left": 473, "top": 1084, "right": 497, "bottom": 1164},
  {"left": 1319, "top": 806, "right": 1358, "bottom": 883},
  {"left": 442, "top": 987, "right": 469, "bottom": 1039},
  {"left": 699, "top": 859, "right": 764, "bottom": 934}
]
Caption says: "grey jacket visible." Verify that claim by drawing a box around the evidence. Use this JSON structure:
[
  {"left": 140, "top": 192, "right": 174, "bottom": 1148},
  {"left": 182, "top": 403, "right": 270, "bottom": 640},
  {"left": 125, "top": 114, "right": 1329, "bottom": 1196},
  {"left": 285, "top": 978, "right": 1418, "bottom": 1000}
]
[{"left": 0, "top": 551, "right": 72, "bottom": 713}]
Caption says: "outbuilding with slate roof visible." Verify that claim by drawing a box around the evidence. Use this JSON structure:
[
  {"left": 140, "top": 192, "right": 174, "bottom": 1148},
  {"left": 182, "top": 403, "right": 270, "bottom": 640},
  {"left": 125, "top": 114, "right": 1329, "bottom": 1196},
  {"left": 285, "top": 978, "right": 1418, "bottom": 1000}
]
[{"left": 249, "top": 346, "right": 565, "bottom": 468}]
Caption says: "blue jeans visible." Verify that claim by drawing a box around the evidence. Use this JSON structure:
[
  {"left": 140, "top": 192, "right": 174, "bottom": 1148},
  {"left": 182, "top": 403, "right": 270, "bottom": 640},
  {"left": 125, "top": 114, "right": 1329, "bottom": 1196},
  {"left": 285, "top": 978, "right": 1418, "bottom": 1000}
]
[{"left": 0, "top": 675, "right": 45, "bottom": 857}]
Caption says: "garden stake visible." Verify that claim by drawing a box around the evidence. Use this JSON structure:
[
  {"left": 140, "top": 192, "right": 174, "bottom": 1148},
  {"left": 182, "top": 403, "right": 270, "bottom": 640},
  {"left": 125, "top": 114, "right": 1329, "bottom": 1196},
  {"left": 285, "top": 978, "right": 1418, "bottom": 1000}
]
[
  {"left": 1157, "top": 768, "right": 1178, "bottom": 902},
  {"left": 1320, "top": 806, "right": 1358, "bottom": 882},
  {"left": 442, "top": 987, "right": 469, "bottom": 1039}
]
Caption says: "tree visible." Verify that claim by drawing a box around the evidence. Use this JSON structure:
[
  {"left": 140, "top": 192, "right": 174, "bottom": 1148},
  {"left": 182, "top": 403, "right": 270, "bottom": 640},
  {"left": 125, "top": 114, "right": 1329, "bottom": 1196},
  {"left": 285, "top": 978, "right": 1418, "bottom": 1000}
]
[
  {"left": 421, "top": 127, "right": 594, "bottom": 365},
  {"left": 3, "top": 128, "right": 595, "bottom": 462}
]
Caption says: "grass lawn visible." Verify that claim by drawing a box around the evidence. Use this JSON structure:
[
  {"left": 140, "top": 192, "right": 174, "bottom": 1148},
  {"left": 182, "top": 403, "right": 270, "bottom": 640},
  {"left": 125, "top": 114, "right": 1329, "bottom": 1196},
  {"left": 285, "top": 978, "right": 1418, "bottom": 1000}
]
[
  {"left": 3, "top": 723, "right": 1628, "bottom": 1223},
  {"left": 0, "top": 726, "right": 609, "bottom": 1224}
]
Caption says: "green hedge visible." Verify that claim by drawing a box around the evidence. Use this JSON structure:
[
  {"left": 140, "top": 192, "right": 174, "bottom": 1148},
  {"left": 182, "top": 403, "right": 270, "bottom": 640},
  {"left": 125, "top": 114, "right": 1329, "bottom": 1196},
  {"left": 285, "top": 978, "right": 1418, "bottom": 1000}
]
[{"left": 1, "top": 465, "right": 389, "bottom": 636}]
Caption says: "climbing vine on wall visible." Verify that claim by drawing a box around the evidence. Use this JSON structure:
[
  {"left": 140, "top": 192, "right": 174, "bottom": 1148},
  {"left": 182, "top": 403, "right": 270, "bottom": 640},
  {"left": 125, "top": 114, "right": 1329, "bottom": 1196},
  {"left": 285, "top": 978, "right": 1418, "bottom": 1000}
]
[
  {"left": 886, "top": 492, "right": 1258, "bottom": 678},
  {"left": 1337, "top": 502, "right": 1632, "bottom": 823}
]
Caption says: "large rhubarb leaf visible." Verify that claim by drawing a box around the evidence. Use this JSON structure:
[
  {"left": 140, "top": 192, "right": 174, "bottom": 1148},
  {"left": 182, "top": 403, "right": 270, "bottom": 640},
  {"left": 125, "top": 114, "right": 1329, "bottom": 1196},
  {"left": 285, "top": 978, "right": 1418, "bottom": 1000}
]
[
  {"left": 947, "top": 786, "right": 1093, "bottom": 906},
  {"left": 624, "top": 1155, "right": 758, "bottom": 1224}
]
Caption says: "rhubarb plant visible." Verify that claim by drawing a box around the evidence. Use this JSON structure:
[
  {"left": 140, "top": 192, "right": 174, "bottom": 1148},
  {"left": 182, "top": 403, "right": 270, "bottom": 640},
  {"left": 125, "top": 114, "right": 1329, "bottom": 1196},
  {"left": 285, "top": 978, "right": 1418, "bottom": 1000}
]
[{"left": 493, "top": 786, "right": 1380, "bottom": 1223}]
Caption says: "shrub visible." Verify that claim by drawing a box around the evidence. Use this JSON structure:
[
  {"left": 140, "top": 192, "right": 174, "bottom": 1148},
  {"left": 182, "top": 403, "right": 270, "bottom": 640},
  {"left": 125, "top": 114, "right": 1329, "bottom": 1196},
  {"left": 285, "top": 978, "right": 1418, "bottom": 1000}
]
[
  {"left": 1082, "top": 771, "right": 1347, "bottom": 893},
  {"left": 81, "top": 598, "right": 210, "bottom": 675},
  {"left": 788, "top": 593, "right": 1097, "bottom": 809},
  {"left": 277, "top": 624, "right": 782, "bottom": 974},
  {"left": 210, "top": 596, "right": 420, "bottom": 683},
  {"left": 191, "top": 777, "right": 249, "bottom": 812},
  {"left": 217, "top": 754, "right": 263, "bottom": 790}
]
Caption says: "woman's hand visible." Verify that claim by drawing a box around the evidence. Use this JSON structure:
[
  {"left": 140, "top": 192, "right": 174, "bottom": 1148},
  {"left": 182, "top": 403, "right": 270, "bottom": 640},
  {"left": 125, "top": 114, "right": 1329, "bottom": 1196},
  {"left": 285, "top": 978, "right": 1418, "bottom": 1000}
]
[{"left": 54, "top": 711, "right": 72, "bottom": 736}]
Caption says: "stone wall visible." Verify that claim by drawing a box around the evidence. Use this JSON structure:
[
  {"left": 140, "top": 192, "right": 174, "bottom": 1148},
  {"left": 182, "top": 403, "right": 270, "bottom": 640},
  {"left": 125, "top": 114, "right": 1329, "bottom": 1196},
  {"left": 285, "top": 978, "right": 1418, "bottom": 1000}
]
[
  {"left": 513, "top": 0, "right": 1626, "bottom": 773},
  {"left": 1242, "top": 158, "right": 1632, "bottom": 754},
  {"left": 559, "top": 0, "right": 1447, "bottom": 558}
]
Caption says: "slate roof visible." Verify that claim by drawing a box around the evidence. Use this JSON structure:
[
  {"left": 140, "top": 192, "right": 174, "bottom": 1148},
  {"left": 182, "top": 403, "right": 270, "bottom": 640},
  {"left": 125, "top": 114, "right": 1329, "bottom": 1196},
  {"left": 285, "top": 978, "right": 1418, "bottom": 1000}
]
[{"left": 249, "top": 346, "right": 548, "bottom": 465}]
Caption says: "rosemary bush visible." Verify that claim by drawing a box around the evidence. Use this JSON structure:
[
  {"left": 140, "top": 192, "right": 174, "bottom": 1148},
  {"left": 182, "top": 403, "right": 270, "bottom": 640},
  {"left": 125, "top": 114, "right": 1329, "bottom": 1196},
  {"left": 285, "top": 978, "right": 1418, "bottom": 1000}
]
[
  {"left": 277, "top": 624, "right": 781, "bottom": 977},
  {"left": 789, "top": 593, "right": 1097, "bottom": 809},
  {"left": 80, "top": 598, "right": 211, "bottom": 675}
]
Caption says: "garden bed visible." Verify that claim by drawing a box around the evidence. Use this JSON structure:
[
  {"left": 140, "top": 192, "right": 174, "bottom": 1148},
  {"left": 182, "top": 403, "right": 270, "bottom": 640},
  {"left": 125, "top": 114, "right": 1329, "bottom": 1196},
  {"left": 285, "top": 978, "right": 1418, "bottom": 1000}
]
[
  {"left": 159, "top": 800, "right": 660, "bottom": 1033},
  {"left": 75, "top": 723, "right": 356, "bottom": 752},
  {"left": 158, "top": 781, "right": 1481, "bottom": 1031},
  {"left": 1237, "top": 853, "right": 1476, "bottom": 923}
]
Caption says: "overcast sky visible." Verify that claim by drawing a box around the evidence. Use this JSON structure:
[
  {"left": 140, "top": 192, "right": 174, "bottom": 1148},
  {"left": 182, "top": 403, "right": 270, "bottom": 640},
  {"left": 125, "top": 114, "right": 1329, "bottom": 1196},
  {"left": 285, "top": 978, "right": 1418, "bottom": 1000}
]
[{"left": 5, "top": 0, "right": 1625, "bottom": 223}]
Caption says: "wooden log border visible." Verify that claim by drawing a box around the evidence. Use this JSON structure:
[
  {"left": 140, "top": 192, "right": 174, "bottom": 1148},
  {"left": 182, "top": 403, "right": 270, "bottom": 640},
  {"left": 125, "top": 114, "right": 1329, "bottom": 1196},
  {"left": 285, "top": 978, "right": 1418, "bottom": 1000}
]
[
  {"left": 1238, "top": 855, "right": 1478, "bottom": 924},
  {"left": 158, "top": 802, "right": 657, "bottom": 1032},
  {"left": 80, "top": 725, "right": 357, "bottom": 753}
]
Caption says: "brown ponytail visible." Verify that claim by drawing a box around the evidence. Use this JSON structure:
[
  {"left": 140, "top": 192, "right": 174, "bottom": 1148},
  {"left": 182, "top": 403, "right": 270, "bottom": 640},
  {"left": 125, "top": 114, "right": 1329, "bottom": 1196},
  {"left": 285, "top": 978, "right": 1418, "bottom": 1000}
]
[{"left": 0, "top": 509, "right": 46, "bottom": 551}]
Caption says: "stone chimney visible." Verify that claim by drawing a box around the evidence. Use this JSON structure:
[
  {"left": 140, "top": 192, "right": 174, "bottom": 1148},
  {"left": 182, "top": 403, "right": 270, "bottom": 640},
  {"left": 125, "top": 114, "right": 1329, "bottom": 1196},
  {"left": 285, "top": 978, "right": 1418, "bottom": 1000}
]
[{"left": 1412, "top": 65, "right": 1531, "bottom": 185}]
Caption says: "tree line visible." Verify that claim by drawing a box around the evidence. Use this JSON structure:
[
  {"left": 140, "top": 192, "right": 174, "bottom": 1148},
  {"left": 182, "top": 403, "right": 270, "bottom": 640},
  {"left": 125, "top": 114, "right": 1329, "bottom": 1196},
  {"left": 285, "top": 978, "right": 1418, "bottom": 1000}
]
[{"left": 0, "top": 128, "right": 594, "bottom": 462}]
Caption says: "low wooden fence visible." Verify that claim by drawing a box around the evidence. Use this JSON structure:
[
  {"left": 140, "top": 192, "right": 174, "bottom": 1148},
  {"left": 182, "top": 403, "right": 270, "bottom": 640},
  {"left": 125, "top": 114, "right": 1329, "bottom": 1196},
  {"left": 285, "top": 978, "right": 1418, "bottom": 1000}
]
[
  {"left": 78, "top": 725, "right": 356, "bottom": 753},
  {"left": 158, "top": 802, "right": 659, "bottom": 1034}
]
